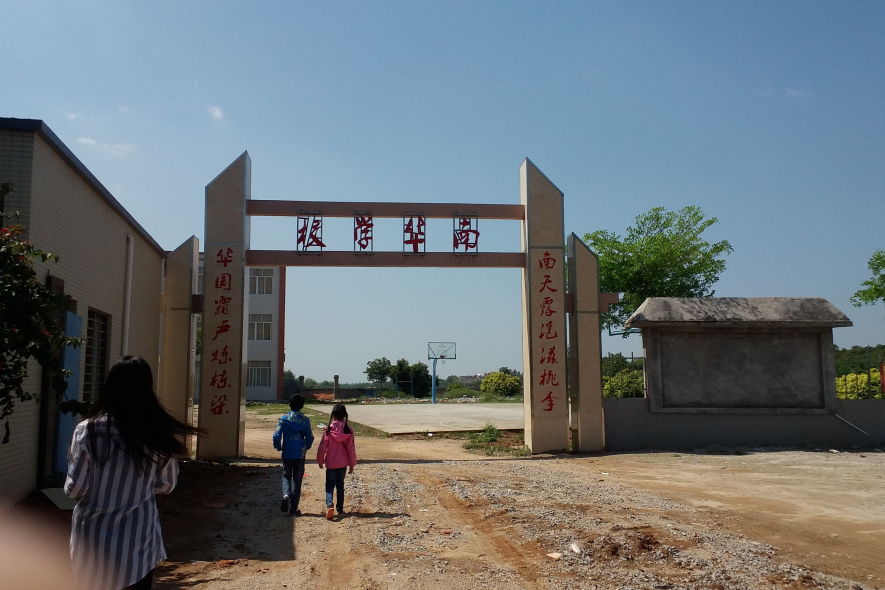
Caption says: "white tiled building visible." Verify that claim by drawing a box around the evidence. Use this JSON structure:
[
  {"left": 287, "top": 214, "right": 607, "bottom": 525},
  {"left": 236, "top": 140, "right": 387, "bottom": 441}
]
[
  {"left": 197, "top": 260, "right": 286, "bottom": 402},
  {"left": 0, "top": 118, "right": 169, "bottom": 507}
]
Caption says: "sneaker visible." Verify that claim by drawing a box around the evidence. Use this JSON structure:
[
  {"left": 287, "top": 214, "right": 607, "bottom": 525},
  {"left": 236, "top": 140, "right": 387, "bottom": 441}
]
[
  {"left": 337, "top": 508, "right": 346, "bottom": 515},
  {"left": 280, "top": 496, "right": 289, "bottom": 513},
  {"left": 290, "top": 509, "right": 302, "bottom": 517},
  {"left": 325, "top": 504, "right": 334, "bottom": 520}
]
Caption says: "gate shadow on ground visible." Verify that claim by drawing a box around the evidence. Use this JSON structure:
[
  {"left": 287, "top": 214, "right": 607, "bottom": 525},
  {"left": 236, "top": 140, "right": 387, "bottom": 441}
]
[
  {"left": 154, "top": 460, "right": 411, "bottom": 587},
  {"left": 157, "top": 461, "right": 296, "bottom": 564}
]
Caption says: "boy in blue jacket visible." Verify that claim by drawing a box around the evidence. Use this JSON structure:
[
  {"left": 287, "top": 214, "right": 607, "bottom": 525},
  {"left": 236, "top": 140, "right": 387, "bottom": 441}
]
[{"left": 272, "top": 394, "right": 314, "bottom": 516}]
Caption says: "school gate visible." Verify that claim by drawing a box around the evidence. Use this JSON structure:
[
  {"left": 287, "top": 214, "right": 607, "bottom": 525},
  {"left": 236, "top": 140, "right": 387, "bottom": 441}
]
[{"left": 193, "top": 154, "right": 611, "bottom": 459}]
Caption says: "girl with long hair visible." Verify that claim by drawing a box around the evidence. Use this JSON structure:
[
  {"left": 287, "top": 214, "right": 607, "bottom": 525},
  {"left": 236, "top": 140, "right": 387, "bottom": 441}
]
[
  {"left": 315, "top": 403, "right": 358, "bottom": 520},
  {"left": 65, "top": 355, "right": 203, "bottom": 590}
]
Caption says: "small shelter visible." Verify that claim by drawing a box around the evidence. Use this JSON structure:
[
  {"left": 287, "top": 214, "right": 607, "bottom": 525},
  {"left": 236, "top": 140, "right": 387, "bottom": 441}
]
[{"left": 625, "top": 297, "right": 852, "bottom": 413}]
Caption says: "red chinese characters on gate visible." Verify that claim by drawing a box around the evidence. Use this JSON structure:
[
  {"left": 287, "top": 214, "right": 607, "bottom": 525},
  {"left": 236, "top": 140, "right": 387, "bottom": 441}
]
[
  {"left": 403, "top": 215, "right": 426, "bottom": 253},
  {"left": 534, "top": 250, "right": 564, "bottom": 412},
  {"left": 297, "top": 215, "right": 326, "bottom": 251},
  {"left": 453, "top": 216, "right": 479, "bottom": 253},
  {"left": 205, "top": 247, "right": 237, "bottom": 416},
  {"left": 354, "top": 215, "right": 374, "bottom": 252}
]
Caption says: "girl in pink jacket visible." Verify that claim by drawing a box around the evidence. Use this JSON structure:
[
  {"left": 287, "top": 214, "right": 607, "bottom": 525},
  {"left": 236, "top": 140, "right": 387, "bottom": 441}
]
[{"left": 316, "top": 403, "right": 358, "bottom": 520}]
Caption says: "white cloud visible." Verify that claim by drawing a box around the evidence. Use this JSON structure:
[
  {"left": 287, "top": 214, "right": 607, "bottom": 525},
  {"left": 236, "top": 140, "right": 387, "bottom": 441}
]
[
  {"left": 66, "top": 113, "right": 82, "bottom": 120},
  {"left": 209, "top": 106, "right": 224, "bottom": 120},
  {"left": 102, "top": 143, "right": 136, "bottom": 156},
  {"left": 76, "top": 136, "right": 135, "bottom": 156}
]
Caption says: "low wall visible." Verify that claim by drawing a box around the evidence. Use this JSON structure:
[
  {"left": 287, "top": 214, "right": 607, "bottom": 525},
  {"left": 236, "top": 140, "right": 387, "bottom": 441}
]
[
  {"left": 604, "top": 398, "right": 885, "bottom": 450},
  {"left": 282, "top": 388, "right": 366, "bottom": 401}
]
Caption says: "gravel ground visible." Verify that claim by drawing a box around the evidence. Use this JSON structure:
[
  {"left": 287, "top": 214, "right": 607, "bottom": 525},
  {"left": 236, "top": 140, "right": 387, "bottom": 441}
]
[{"left": 155, "top": 449, "right": 881, "bottom": 590}]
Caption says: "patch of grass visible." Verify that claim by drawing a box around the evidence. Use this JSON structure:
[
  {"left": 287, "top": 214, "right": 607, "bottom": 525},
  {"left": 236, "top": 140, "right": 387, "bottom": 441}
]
[
  {"left": 246, "top": 402, "right": 387, "bottom": 438},
  {"left": 389, "top": 431, "right": 472, "bottom": 441},
  {"left": 474, "top": 422, "right": 501, "bottom": 443},
  {"left": 464, "top": 424, "right": 530, "bottom": 457},
  {"left": 477, "top": 393, "right": 524, "bottom": 404},
  {"left": 246, "top": 402, "right": 290, "bottom": 415},
  {"left": 300, "top": 407, "right": 387, "bottom": 438}
]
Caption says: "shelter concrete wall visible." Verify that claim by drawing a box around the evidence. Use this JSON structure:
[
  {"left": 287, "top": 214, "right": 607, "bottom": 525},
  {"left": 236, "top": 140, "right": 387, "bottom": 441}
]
[
  {"left": 645, "top": 328, "right": 837, "bottom": 412},
  {"left": 604, "top": 398, "right": 885, "bottom": 451}
]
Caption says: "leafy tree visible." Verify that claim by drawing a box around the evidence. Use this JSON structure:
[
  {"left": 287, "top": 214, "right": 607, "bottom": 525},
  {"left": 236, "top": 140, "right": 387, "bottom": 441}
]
[
  {"left": 409, "top": 362, "right": 432, "bottom": 397},
  {"left": 460, "top": 376, "right": 483, "bottom": 390},
  {"left": 480, "top": 371, "right": 522, "bottom": 397},
  {"left": 390, "top": 358, "right": 411, "bottom": 392},
  {"left": 497, "top": 367, "right": 523, "bottom": 379},
  {"left": 441, "top": 380, "right": 471, "bottom": 397},
  {"left": 1, "top": 182, "right": 83, "bottom": 443},
  {"left": 303, "top": 377, "right": 318, "bottom": 389},
  {"left": 833, "top": 344, "right": 885, "bottom": 377},
  {"left": 851, "top": 250, "right": 885, "bottom": 317},
  {"left": 283, "top": 370, "right": 299, "bottom": 389},
  {"left": 582, "top": 206, "right": 733, "bottom": 333},
  {"left": 364, "top": 357, "right": 392, "bottom": 389},
  {"left": 602, "top": 353, "right": 643, "bottom": 378}
]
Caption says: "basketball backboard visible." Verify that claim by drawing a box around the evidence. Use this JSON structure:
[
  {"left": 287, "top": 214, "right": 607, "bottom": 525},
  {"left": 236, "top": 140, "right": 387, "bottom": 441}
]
[{"left": 427, "top": 342, "right": 456, "bottom": 360}]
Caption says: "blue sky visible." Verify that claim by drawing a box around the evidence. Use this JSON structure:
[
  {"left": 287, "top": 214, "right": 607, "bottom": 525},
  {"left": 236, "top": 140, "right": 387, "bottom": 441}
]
[{"left": 5, "top": 1, "right": 884, "bottom": 382}]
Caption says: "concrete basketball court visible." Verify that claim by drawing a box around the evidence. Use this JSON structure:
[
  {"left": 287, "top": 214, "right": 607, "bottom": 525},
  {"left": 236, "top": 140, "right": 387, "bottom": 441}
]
[{"left": 309, "top": 402, "right": 524, "bottom": 434}]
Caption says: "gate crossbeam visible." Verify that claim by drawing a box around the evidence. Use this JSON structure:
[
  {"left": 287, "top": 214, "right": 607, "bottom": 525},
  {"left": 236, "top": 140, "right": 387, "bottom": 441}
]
[
  {"left": 246, "top": 250, "right": 525, "bottom": 268},
  {"left": 247, "top": 200, "right": 525, "bottom": 220}
]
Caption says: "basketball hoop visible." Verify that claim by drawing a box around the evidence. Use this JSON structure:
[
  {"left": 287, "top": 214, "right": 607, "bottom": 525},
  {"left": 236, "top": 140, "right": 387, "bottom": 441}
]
[{"left": 427, "top": 342, "right": 456, "bottom": 404}]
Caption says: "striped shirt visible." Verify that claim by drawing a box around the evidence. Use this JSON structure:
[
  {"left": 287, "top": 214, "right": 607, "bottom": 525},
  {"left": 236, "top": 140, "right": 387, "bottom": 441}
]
[{"left": 64, "top": 416, "right": 178, "bottom": 590}]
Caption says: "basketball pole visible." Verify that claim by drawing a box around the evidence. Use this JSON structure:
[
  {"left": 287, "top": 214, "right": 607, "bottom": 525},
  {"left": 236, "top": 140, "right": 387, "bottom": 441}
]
[{"left": 431, "top": 358, "right": 438, "bottom": 404}]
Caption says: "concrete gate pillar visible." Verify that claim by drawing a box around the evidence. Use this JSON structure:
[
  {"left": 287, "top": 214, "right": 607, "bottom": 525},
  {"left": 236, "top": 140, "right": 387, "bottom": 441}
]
[
  {"left": 158, "top": 236, "right": 200, "bottom": 453},
  {"left": 520, "top": 159, "right": 569, "bottom": 453},
  {"left": 197, "top": 153, "right": 251, "bottom": 459},
  {"left": 566, "top": 234, "right": 613, "bottom": 452}
]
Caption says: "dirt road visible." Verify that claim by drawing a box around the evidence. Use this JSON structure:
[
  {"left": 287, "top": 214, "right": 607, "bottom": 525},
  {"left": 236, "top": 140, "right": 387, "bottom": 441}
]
[{"left": 154, "top": 409, "right": 885, "bottom": 589}]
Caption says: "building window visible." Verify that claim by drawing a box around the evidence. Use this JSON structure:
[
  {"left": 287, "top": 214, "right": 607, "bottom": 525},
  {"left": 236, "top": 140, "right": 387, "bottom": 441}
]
[
  {"left": 249, "top": 268, "right": 273, "bottom": 295},
  {"left": 248, "top": 314, "right": 272, "bottom": 340},
  {"left": 84, "top": 309, "right": 110, "bottom": 401},
  {"left": 247, "top": 361, "right": 272, "bottom": 387}
]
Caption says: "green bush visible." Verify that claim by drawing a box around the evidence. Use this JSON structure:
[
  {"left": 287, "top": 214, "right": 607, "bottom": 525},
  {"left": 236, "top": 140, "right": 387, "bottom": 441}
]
[
  {"left": 439, "top": 381, "right": 476, "bottom": 399},
  {"left": 480, "top": 372, "right": 522, "bottom": 397},
  {"left": 603, "top": 369, "right": 645, "bottom": 398},
  {"left": 836, "top": 369, "right": 882, "bottom": 399},
  {"left": 602, "top": 353, "right": 643, "bottom": 377},
  {"left": 470, "top": 423, "right": 500, "bottom": 443}
]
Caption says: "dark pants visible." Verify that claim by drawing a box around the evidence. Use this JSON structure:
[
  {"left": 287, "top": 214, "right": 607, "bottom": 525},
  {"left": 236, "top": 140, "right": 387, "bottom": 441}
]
[
  {"left": 282, "top": 458, "right": 305, "bottom": 512},
  {"left": 325, "top": 467, "right": 347, "bottom": 511}
]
